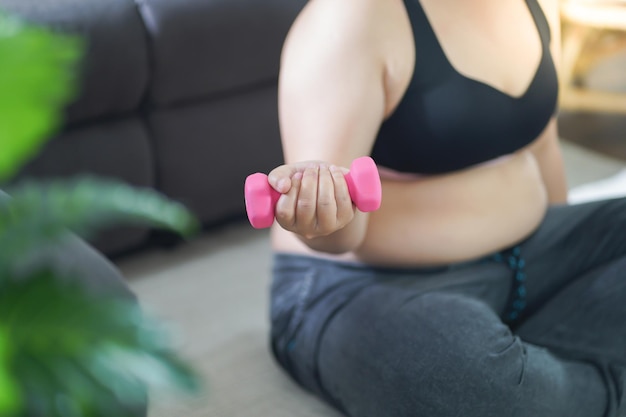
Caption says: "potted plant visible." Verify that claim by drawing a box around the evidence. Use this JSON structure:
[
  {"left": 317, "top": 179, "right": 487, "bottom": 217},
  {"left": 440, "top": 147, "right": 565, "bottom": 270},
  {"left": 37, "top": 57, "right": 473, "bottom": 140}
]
[{"left": 0, "top": 10, "right": 200, "bottom": 417}]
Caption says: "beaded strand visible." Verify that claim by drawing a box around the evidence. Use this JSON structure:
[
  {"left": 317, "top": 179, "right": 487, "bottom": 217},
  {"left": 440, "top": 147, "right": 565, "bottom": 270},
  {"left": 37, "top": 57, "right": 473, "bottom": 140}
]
[{"left": 493, "top": 245, "right": 527, "bottom": 323}]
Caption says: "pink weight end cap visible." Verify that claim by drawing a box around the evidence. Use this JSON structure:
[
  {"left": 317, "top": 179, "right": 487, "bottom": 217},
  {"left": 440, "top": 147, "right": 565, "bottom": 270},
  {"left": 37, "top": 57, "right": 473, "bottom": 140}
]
[
  {"left": 244, "top": 173, "right": 278, "bottom": 229},
  {"left": 347, "top": 157, "right": 382, "bottom": 212}
]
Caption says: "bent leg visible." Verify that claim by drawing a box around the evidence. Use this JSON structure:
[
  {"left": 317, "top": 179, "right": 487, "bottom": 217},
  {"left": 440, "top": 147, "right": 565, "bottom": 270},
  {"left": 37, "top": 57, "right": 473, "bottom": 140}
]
[
  {"left": 520, "top": 197, "right": 626, "bottom": 318},
  {"left": 317, "top": 286, "right": 609, "bottom": 417},
  {"left": 516, "top": 256, "right": 626, "bottom": 416},
  {"left": 518, "top": 256, "right": 626, "bottom": 363}
]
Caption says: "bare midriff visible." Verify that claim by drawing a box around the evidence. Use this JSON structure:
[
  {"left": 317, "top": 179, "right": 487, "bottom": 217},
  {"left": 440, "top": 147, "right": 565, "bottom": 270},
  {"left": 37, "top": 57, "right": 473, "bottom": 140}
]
[{"left": 271, "top": 149, "right": 548, "bottom": 268}]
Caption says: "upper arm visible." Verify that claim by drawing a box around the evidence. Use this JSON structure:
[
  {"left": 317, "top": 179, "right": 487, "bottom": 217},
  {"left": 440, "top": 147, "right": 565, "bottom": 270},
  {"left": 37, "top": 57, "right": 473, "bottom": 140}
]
[
  {"left": 278, "top": 0, "right": 387, "bottom": 168},
  {"left": 538, "top": 0, "right": 561, "bottom": 78},
  {"left": 531, "top": 0, "right": 568, "bottom": 203}
]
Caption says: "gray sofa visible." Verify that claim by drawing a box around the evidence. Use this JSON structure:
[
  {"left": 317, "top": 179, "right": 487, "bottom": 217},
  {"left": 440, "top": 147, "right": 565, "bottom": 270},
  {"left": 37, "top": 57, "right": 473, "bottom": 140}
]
[{"left": 1, "top": 0, "right": 306, "bottom": 256}]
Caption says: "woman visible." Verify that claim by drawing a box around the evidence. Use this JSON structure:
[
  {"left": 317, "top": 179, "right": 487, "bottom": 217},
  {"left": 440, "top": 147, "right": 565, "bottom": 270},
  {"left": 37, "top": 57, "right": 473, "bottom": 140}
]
[{"left": 268, "top": 0, "right": 626, "bottom": 415}]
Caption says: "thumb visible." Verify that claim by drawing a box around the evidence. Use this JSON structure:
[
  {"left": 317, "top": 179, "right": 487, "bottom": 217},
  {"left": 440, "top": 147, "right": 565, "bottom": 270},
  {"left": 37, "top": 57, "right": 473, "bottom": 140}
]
[
  {"left": 268, "top": 161, "right": 324, "bottom": 193},
  {"left": 267, "top": 165, "right": 299, "bottom": 194}
]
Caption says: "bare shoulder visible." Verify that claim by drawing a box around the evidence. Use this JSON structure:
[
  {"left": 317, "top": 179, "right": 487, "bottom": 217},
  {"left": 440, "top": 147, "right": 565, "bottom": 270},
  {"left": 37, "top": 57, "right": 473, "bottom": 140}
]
[
  {"left": 276, "top": 0, "right": 390, "bottom": 164},
  {"left": 282, "top": 0, "right": 413, "bottom": 118},
  {"left": 536, "top": 0, "right": 561, "bottom": 69},
  {"left": 536, "top": 0, "right": 560, "bottom": 33},
  {"left": 276, "top": 0, "right": 414, "bottom": 164},
  {"left": 282, "top": 0, "right": 390, "bottom": 59}
]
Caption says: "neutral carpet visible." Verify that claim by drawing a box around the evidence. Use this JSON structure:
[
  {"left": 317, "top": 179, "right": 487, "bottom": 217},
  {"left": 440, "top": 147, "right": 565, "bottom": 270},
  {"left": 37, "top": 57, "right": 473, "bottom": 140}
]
[{"left": 118, "top": 140, "right": 626, "bottom": 417}]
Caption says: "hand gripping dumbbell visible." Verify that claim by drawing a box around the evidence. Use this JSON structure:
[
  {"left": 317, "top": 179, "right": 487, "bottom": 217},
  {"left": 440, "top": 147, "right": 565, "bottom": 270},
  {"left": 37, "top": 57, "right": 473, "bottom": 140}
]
[{"left": 244, "top": 156, "right": 382, "bottom": 229}]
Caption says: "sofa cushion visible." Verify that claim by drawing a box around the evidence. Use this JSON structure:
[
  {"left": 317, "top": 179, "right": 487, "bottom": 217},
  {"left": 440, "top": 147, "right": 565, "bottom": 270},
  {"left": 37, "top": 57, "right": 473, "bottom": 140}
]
[
  {"left": 136, "top": 0, "right": 306, "bottom": 106},
  {"left": 15, "top": 118, "right": 154, "bottom": 184},
  {"left": 148, "top": 86, "right": 283, "bottom": 223},
  {"left": 14, "top": 118, "right": 155, "bottom": 255},
  {"left": 0, "top": 0, "right": 150, "bottom": 124}
]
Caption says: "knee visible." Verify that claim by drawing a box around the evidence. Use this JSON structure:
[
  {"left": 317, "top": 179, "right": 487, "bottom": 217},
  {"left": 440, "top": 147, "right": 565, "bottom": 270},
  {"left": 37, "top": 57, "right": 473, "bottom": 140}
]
[
  {"left": 319, "top": 292, "right": 527, "bottom": 417},
  {"left": 396, "top": 293, "right": 527, "bottom": 413}
]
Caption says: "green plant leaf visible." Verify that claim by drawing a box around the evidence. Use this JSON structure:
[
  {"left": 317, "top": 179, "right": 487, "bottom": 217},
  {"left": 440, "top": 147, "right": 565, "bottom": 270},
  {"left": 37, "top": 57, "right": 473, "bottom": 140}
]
[
  {"left": 0, "top": 11, "right": 83, "bottom": 183},
  {"left": 0, "top": 326, "right": 21, "bottom": 416},
  {"left": 0, "top": 177, "right": 200, "bottom": 270},
  {"left": 0, "top": 10, "right": 204, "bottom": 417},
  {"left": 0, "top": 269, "right": 202, "bottom": 417}
]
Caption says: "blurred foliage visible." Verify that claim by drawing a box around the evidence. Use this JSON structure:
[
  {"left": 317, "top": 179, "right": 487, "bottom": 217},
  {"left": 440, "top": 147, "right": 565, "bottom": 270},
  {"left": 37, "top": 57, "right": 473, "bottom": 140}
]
[
  {"left": 0, "top": 11, "right": 82, "bottom": 183},
  {"left": 0, "top": 177, "right": 198, "bottom": 270},
  {"left": 0, "top": 270, "right": 200, "bottom": 417},
  {"left": 0, "top": 9, "right": 202, "bottom": 417}
]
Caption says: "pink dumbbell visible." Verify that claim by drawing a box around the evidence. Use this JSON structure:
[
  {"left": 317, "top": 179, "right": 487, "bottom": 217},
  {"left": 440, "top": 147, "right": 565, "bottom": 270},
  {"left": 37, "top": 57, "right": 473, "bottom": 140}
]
[{"left": 244, "top": 156, "right": 382, "bottom": 229}]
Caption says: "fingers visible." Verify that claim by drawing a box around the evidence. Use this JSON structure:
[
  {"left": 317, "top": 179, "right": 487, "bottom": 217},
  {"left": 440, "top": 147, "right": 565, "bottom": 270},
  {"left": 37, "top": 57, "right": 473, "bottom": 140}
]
[
  {"left": 275, "top": 170, "right": 302, "bottom": 229},
  {"left": 315, "top": 164, "right": 338, "bottom": 232},
  {"left": 296, "top": 164, "right": 321, "bottom": 228},
  {"left": 268, "top": 165, "right": 297, "bottom": 194},
  {"left": 275, "top": 163, "right": 321, "bottom": 231},
  {"left": 274, "top": 162, "right": 355, "bottom": 237},
  {"left": 330, "top": 165, "right": 354, "bottom": 220},
  {"left": 268, "top": 160, "right": 321, "bottom": 194}
]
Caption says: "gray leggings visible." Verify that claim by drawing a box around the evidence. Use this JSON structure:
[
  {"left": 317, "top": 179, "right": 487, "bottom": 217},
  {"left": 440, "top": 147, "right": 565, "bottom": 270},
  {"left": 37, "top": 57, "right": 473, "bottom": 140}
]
[{"left": 270, "top": 198, "right": 626, "bottom": 417}]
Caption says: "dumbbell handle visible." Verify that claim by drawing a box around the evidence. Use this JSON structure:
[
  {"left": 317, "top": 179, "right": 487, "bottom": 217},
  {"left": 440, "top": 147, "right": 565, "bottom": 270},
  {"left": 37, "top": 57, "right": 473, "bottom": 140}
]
[{"left": 244, "top": 157, "right": 381, "bottom": 229}]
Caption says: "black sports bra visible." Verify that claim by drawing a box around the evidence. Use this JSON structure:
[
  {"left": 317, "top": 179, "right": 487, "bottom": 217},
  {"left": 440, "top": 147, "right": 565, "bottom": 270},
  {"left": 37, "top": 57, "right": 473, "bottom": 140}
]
[{"left": 371, "top": 0, "right": 559, "bottom": 175}]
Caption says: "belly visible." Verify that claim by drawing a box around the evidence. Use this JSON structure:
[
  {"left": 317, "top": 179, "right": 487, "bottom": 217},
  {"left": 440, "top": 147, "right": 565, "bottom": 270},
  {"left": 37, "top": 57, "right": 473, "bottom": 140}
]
[{"left": 271, "top": 150, "right": 548, "bottom": 267}]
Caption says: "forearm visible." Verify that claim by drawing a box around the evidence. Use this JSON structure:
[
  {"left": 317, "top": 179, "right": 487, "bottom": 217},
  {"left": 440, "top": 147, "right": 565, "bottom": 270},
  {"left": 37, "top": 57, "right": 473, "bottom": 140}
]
[
  {"left": 529, "top": 119, "right": 569, "bottom": 205},
  {"left": 297, "top": 211, "right": 369, "bottom": 254},
  {"left": 542, "top": 158, "right": 568, "bottom": 204}
]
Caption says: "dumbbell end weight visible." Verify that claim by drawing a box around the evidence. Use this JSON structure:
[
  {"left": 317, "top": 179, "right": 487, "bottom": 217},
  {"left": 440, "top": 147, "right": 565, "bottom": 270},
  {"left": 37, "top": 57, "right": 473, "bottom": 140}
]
[
  {"left": 345, "top": 156, "right": 382, "bottom": 212},
  {"left": 244, "top": 173, "right": 280, "bottom": 229},
  {"left": 244, "top": 157, "right": 382, "bottom": 229}
]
